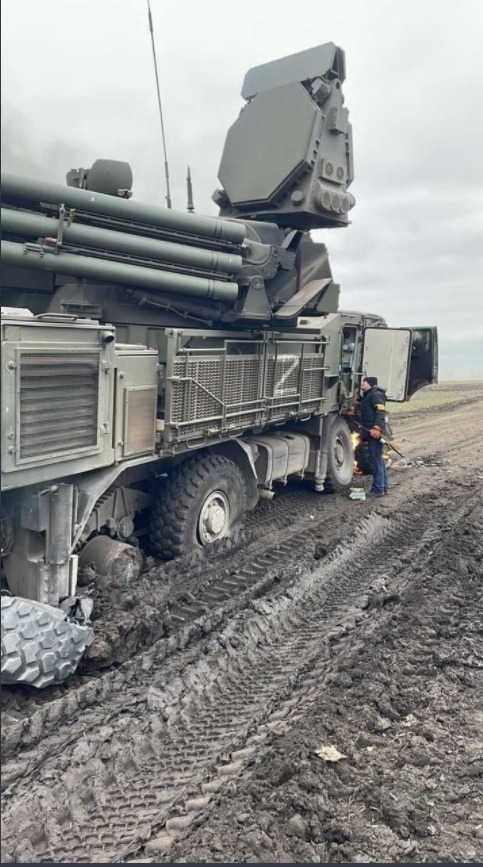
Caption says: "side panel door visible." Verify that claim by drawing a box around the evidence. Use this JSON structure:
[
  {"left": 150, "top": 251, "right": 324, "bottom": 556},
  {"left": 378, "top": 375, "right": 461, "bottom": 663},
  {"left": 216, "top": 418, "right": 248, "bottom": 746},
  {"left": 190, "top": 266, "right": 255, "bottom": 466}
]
[
  {"left": 404, "top": 327, "right": 439, "bottom": 398},
  {"left": 362, "top": 327, "right": 438, "bottom": 401}
]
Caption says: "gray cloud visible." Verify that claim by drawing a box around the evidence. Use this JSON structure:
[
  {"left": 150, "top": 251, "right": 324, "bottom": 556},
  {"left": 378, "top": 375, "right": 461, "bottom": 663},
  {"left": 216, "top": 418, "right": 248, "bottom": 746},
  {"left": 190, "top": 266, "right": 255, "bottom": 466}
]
[{"left": 2, "top": 0, "right": 482, "bottom": 379}]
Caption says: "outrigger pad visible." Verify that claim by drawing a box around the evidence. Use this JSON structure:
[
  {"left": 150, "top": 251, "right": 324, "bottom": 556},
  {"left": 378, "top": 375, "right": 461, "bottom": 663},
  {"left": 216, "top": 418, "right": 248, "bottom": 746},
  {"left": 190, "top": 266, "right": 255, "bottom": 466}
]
[{"left": 1, "top": 594, "right": 94, "bottom": 688}]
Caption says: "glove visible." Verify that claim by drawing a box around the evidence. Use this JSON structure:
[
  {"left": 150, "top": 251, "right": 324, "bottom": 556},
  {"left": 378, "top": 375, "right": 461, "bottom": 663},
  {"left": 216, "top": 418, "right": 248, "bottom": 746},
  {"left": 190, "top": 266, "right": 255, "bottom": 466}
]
[{"left": 370, "top": 427, "right": 381, "bottom": 439}]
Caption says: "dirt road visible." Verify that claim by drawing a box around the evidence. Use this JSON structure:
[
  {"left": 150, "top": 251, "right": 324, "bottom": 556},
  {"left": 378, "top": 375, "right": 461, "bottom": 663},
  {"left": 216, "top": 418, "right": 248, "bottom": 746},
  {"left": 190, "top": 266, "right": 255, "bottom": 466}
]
[{"left": 1, "top": 382, "right": 482, "bottom": 864}]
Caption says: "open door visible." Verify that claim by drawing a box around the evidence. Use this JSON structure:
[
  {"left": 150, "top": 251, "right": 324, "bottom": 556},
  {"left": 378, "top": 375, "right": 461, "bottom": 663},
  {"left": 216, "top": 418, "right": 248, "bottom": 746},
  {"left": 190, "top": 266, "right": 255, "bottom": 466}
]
[{"left": 362, "top": 327, "right": 438, "bottom": 401}]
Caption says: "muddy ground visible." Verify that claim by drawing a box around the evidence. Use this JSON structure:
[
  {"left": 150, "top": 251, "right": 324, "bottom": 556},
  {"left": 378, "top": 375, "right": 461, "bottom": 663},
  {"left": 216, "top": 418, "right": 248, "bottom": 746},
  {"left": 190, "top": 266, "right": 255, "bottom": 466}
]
[{"left": 1, "top": 381, "right": 482, "bottom": 864}]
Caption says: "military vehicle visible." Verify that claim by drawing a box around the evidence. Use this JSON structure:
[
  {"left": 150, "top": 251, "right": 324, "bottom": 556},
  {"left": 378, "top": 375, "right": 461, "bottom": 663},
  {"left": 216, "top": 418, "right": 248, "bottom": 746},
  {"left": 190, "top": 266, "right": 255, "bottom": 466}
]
[{"left": 1, "top": 43, "right": 438, "bottom": 688}]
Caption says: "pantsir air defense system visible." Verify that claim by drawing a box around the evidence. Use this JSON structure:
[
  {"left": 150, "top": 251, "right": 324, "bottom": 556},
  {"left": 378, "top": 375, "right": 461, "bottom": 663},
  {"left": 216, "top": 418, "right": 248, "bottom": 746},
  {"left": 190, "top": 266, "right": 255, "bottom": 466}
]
[{"left": 1, "top": 43, "right": 437, "bottom": 687}]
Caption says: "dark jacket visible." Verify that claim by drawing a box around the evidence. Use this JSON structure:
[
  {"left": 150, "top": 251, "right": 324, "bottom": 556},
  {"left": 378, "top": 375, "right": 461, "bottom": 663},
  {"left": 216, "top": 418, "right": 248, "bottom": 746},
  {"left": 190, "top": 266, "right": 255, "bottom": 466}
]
[{"left": 360, "top": 386, "right": 387, "bottom": 435}]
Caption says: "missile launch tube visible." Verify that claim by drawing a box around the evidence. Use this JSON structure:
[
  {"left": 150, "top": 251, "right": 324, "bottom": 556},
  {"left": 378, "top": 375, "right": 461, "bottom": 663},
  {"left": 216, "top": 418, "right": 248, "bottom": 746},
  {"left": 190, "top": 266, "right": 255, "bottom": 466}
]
[
  {"left": 1, "top": 172, "right": 246, "bottom": 245},
  {"left": 1, "top": 208, "right": 243, "bottom": 277},
  {"left": 1, "top": 240, "right": 239, "bottom": 303}
]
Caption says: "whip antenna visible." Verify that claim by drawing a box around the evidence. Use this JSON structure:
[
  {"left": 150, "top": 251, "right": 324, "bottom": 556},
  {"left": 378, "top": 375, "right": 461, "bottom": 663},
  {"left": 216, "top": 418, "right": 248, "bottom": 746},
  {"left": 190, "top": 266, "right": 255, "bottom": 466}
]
[{"left": 147, "top": 0, "right": 172, "bottom": 209}]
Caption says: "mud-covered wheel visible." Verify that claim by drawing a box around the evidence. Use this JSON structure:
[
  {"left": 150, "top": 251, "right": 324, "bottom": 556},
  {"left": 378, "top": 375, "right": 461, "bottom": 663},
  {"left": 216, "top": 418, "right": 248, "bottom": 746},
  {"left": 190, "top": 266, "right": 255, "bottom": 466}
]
[
  {"left": 1, "top": 595, "right": 94, "bottom": 688},
  {"left": 149, "top": 454, "right": 247, "bottom": 560},
  {"left": 324, "top": 417, "right": 354, "bottom": 493}
]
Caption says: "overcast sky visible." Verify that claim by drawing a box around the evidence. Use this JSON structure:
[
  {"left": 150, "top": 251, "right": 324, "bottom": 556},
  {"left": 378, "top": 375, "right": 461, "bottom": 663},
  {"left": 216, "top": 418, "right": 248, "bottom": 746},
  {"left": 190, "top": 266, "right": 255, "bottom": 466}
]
[{"left": 2, "top": 0, "right": 482, "bottom": 380}]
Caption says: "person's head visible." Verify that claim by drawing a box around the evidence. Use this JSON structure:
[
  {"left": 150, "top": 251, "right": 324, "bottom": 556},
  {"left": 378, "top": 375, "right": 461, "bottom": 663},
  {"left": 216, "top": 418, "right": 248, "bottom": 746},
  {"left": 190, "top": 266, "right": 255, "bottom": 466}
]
[{"left": 361, "top": 376, "right": 378, "bottom": 392}]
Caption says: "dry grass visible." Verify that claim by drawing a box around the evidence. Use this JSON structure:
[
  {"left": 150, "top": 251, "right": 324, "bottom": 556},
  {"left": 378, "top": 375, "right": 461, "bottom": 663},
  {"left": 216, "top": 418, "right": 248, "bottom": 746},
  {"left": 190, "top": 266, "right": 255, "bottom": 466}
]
[{"left": 389, "top": 380, "right": 483, "bottom": 415}]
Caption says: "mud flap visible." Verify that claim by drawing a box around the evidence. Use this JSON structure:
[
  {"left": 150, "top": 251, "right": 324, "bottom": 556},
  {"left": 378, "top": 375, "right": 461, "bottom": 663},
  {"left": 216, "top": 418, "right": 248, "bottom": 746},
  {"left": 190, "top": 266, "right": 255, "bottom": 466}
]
[{"left": 1, "top": 594, "right": 94, "bottom": 688}]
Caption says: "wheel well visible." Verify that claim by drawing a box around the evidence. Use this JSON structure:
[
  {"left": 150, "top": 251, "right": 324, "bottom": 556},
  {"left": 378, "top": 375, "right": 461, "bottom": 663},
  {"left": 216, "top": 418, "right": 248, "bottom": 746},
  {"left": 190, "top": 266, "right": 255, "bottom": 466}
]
[{"left": 206, "top": 441, "right": 259, "bottom": 510}]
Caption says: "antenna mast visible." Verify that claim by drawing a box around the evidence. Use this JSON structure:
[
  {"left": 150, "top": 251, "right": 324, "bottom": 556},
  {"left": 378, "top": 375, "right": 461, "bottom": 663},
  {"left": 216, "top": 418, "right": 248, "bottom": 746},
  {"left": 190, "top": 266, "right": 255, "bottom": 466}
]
[
  {"left": 186, "top": 166, "right": 195, "bottom": 213},
  {"left": 147, "top": 0, "right": 172, "bottom": 209}
]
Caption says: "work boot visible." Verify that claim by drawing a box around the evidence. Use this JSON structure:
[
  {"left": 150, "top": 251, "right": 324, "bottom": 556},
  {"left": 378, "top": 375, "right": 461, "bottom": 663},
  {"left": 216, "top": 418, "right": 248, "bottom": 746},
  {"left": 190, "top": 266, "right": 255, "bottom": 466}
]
[{"left": 367, "top": 491, "right": 385, "bottom": 497}]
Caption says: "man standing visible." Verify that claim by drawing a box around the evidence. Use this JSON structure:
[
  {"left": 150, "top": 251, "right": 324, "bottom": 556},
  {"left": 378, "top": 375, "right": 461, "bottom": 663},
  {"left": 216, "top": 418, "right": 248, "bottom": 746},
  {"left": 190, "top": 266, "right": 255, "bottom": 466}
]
[{"left": 360, "top": 376, "right": 388, "bottom": 497}]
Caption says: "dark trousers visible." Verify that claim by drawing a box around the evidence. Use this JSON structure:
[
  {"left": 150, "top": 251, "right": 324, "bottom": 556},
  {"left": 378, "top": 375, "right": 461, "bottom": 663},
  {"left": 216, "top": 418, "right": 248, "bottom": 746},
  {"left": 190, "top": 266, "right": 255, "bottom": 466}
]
[{"left": 367, "top": 438, "right": 389, "bottom": 493}]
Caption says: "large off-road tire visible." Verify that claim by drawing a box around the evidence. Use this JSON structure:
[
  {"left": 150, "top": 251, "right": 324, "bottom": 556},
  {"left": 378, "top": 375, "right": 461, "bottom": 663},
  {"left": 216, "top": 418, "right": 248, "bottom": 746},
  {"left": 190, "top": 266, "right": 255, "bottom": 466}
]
[
  {"left": 324, "top": 417, "right": 354, "bottom": 493},
  {"left": 149, "top": 454, "right": 248, "bottom": 560},
  {"left": 1, "top": 595, "right": 94, "bottom": 688}
]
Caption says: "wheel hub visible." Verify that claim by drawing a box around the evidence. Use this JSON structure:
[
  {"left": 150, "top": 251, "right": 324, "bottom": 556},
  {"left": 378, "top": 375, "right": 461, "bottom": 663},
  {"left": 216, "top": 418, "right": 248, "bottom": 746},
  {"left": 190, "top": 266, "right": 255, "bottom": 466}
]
[
  {"left": 334, "top": 437, "right": 346, "bottom": 467},
  {"left": 198, "top": 491, "right": 230, "bottom": 544}
]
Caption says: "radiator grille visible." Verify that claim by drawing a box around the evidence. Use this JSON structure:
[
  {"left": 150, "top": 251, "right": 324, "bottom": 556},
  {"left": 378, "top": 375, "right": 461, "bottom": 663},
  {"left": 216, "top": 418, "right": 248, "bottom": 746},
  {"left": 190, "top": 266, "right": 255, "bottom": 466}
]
[{"left": 19, "top": 351, "right": 100, "bottom": 460}]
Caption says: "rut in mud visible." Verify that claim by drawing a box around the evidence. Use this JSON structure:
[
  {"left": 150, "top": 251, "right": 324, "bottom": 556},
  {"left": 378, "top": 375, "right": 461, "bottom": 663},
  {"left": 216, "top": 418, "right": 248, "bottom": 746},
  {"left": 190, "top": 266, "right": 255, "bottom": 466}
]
[
  {"left": 0, "top": 481, "right": 468, "bottom": 863},
  {"left": 1, "top": 386, "right": 482, "bottom": 864},
  {"left": 167, "top": 492, "right": 483, "bottom": 865}
]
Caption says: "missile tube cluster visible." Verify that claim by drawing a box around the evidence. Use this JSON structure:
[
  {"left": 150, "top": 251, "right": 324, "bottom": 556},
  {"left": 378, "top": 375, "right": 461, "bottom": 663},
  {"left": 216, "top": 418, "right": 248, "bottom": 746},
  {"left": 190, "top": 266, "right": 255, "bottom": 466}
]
[{"left": 1, "top": 172, "right": 248, "bottom": 306}]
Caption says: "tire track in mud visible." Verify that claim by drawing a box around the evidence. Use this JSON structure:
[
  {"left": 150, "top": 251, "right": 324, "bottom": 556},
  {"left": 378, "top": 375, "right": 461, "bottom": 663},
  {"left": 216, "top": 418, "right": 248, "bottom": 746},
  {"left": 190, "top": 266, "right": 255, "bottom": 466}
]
[
  {"left": 0, "top": 481, "right": 345, "bottom": 728},
  {"left": 396, "top": 401, "right": 482, "bottom": 463},
  {"left": 0, "top": 447, "right": 442, "bottom": 766},
  {"left": 2, "top": 399, "right": 469, "bottom": 737},
  {"left": 160, "top": 496, "right": 483, "bottom": 865},
  {"left": 0, "top": 445, "right": 452, "bottom": 755},
  {"left": 1, "top": 486, "right": 468, "bottom": 864},
  {"left": 0, "top": 485, "right": 336, "bottom": 745},
  {"left": 0, "top": 475, "right": 378, "bottom": 759}
]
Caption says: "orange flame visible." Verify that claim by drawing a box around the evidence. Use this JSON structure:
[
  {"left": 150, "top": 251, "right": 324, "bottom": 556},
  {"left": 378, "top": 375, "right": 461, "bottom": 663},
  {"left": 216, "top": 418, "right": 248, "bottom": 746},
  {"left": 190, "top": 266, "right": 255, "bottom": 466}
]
[
  {"left": 350, "top": 429, "right": 391, "bottom": 473},
  {"left": 350, "top": 432, "right": 361, "bottom": 449},
  {"left": 350, "top": 431, "right": 363, "bottom": 475}
]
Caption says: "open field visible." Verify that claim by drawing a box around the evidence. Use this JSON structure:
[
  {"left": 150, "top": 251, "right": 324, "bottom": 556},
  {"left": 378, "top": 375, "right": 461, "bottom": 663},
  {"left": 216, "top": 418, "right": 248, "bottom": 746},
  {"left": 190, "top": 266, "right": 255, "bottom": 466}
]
[
  {"left": 389, "top": 380, "right": 483, "bottom": 418},
  {"left": 1, "top": 386, "right": 482, "bottom": 864}
]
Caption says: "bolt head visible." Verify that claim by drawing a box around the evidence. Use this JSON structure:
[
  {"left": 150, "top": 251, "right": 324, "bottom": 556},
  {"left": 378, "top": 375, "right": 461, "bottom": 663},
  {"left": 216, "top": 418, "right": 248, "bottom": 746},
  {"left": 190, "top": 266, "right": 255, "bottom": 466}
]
[{"left": 291, "top": 190, "right": 305, "bottom": 205}]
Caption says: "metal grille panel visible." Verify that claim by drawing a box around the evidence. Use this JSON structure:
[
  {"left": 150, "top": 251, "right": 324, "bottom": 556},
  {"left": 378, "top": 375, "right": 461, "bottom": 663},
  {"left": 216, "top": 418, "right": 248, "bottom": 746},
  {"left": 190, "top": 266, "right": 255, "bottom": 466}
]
[
  {"left": 19, "top": 351, "right": 100, "bottom": 460},
  {"left": 301, "top": 355, "right": 326, "bottom": 401},
  {"left": 167, "top": 342, "right": 327, "bottom": 442},
  {"left": 171, "top": 356, "right": 262, "bottom": 437},
  {"left": 266, "top": 353, "right": 324, "bottom": 411}
]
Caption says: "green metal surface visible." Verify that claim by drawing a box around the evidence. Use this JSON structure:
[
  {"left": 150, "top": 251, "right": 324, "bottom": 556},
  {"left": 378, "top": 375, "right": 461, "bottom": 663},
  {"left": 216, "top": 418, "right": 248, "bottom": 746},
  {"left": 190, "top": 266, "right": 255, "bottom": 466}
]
[
  {"left": 1, "top": 208, "right": 243, "bottom": 276},
  {"left": 1, "top": 240, "right": 239, "bottom": 302},
  {"left": 2, "top": 172, "right": 246, "bottom": 244}
]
